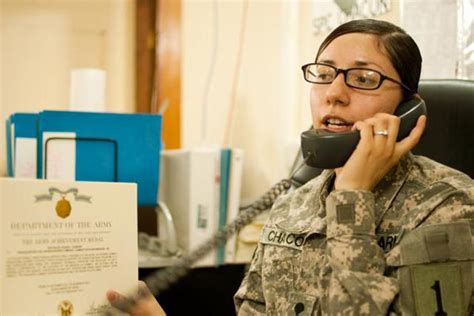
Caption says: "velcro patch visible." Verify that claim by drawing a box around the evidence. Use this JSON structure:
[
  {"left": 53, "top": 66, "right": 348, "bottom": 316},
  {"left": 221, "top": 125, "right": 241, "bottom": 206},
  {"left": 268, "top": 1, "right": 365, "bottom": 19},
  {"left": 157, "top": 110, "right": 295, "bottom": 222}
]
[
  {"left": 424, "top": 231, "right": 450, "bottom": 261},
  {"left": 336, "top": 204, "right": 355, "bottom": 224},
  {"left": 260, "top": 226, "right": 305, "bottom": 251}
]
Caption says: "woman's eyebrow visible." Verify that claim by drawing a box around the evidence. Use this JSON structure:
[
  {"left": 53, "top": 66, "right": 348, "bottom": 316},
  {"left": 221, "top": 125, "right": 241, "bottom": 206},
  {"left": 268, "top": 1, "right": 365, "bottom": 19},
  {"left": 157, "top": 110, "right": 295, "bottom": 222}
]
[
  {"left": 317, "top": 59, "right": 384, "bottom": 70},
  {"left": 316, "top": 59, "right": 335, "bottom": 65},
  {"left": 354, "top": 60, "right": 383, "bottom": 69},
  {"left": 354, "top": 60, "right": 369, "bottom": 66}
]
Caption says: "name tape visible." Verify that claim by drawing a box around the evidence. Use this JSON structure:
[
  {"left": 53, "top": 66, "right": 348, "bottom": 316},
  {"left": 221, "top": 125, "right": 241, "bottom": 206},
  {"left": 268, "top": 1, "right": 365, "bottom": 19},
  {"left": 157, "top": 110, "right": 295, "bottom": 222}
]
[{"left": 260, "top": 227, "right": 305, "bottom": 251}]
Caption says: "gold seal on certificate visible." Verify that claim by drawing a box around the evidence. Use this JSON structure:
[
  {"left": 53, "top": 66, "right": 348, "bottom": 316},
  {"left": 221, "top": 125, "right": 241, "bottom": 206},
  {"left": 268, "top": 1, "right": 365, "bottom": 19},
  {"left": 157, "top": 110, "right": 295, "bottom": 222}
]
[
  {"left": 34, "top": 187, "right": 93, "bottom": 219},
  {"left": 57, "top": 300, "right": 73, "bottom": 316},
  {"left": 55, "top": 197, "right": 72, "bottom": 219},
  {"left": 0, "top": 178, "right": 138, "bottom": 316}
]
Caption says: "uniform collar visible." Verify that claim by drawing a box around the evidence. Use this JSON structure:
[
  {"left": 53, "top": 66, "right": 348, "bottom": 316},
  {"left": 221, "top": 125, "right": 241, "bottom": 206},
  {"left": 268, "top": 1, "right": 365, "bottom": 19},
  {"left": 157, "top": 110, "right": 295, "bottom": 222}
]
[
  {"left": 270, "top": 153, "right": 415, "bottom": 234},
  {"left": 271, "top": 169, "right": 334, "bottom": 234}
]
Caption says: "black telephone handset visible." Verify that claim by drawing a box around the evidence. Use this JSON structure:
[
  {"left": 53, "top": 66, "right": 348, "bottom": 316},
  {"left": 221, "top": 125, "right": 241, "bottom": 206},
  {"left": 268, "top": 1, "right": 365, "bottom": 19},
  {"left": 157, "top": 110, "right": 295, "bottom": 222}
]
[{"left": 300, "top": 98, "right": 427, "bottom": 169}]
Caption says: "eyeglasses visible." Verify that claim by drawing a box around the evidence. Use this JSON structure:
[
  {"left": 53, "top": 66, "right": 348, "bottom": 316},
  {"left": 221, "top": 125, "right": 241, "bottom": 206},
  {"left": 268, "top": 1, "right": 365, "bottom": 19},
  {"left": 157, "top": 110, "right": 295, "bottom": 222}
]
[{"left": 301, "top": 62, "right": 412, "bottom": 92}]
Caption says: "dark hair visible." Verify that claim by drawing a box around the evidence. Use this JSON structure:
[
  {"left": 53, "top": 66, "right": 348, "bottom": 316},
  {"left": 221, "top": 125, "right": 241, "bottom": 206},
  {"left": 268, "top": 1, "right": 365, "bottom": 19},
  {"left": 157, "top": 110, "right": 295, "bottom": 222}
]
[{"left": 316, "top": 19, "right": 422, "bottom": 100}]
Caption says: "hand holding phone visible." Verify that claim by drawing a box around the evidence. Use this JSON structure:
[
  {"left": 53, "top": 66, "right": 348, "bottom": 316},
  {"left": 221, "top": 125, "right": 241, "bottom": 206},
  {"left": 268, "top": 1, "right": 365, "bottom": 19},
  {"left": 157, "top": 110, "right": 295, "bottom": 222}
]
[
  {"left": 301, "top": 98, "right": 427, "bottom": 169},
  {"left": 334, "top": 111, "right": 426, "bottom": 191}
]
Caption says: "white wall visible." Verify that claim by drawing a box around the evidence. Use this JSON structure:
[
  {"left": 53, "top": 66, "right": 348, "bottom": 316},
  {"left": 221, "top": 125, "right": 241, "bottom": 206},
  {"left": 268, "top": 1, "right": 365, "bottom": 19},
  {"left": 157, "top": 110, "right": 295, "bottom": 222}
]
[
  {"left": 0, "top": 0, "right": 135, "bottom": 176},
  {"left": 181, "top": 0, "right": 400, "bottom": 201},
  {"left": 182, "top": 0, "right": 296, "bottom": 201}
]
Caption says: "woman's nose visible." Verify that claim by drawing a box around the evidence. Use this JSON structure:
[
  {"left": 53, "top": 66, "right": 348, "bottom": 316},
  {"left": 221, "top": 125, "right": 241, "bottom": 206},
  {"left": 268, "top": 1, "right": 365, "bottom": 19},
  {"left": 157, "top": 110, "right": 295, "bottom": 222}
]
[{"left": 325, "top": 72, "right": 350, "bottom": 105}]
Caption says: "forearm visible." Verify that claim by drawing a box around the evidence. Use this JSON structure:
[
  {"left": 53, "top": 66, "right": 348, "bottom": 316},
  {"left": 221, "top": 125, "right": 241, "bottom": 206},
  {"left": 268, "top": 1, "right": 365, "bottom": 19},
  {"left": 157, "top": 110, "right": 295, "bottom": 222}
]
[
  {"left": 322, "top": 190, "right": 399, "bottom": 314},
  {"left": 234, "top": 243, "right": 266, "bottom": 315}
]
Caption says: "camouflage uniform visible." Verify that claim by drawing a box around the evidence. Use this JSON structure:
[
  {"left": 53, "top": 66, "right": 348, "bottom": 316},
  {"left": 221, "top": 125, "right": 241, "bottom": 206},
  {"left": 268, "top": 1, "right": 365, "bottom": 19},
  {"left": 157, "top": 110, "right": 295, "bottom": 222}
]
[{"left": 234, "top": 154, "right": 473, "bottom": 315}]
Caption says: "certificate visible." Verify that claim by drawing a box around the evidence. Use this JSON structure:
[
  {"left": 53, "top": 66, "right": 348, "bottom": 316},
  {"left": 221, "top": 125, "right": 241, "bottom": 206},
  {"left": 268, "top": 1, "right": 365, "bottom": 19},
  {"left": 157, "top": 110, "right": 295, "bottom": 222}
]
[{"left": 0, "top": 178, "right": 138, "bottom": 315}]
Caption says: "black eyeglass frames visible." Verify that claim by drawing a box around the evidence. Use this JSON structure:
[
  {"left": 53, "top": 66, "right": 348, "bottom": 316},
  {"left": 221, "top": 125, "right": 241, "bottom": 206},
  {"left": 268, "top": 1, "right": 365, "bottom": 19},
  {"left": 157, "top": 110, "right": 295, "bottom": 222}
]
[{"left": 301, "top": 62, "right": 412, "bottom": 92}]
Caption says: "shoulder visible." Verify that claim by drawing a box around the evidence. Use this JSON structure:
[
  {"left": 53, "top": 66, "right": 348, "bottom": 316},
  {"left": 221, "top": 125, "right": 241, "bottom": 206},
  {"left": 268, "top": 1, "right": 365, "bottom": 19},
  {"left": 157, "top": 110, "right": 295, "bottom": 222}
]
[
  {"left": 401, "top": 155, "right": 473, "bottom": 227},
  {"left": 385, "top": 157, "right": 473, "bottom": 273},
  {"left": 410, "top": 155, "right": 472, "bottom": 188},
  {"left": 407, "top": 155, "right": 473, "bottom": 197}
]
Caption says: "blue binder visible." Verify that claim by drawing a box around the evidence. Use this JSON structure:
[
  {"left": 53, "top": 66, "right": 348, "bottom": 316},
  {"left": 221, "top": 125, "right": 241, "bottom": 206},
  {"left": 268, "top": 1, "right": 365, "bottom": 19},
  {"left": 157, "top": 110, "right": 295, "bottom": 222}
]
[
  {"left": 37, "top": 110, "right": 162, "bottom": 206},
  {"left": 6, "top": 115, "right": 13, "bottom": 176},
  {"left": 217, "top": 148, "right": 231, "bottom": 265},
  {"left": 6, "top": 113, "right": 39, "bottom": 176}
]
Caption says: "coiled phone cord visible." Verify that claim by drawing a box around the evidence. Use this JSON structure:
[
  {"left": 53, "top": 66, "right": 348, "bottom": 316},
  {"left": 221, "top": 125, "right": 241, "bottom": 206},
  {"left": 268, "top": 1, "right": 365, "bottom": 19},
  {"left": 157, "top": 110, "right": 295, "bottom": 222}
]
[{"left": 144, "top": 178, "right": 292, "bottom": 295}]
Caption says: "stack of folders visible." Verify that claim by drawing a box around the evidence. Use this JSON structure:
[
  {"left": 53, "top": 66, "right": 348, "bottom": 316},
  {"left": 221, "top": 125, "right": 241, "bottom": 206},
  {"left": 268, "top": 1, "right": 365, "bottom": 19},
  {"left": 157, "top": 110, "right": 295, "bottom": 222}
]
[
  {"left": 160, "top": 147, "right": 244, "bottom": 267},
  {"left": 5, "top": 111, "right": 162, "bottom": 206}
]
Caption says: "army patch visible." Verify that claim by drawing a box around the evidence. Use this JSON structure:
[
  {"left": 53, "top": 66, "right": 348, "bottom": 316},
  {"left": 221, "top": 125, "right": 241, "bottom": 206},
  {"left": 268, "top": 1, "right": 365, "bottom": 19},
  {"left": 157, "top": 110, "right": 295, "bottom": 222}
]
[
  {"left": 411, "top": 263, "right": 465, "bottom": 315},
  {"left": 260, "top": 226, "right": 305, "bottom": 251}
]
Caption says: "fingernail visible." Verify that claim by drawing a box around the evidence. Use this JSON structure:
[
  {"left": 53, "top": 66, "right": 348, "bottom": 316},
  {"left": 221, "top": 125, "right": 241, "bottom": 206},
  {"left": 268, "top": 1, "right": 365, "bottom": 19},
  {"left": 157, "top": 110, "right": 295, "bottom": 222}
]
[{"left": 106, "top": 290, "right": 117, "bottom": 301}]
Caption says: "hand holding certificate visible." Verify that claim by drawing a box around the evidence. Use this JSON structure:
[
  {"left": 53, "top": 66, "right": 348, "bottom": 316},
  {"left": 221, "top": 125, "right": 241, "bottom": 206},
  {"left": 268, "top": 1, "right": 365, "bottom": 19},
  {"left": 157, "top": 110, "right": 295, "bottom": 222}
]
[
  {"left": 106, "top": 281, "right": 166, "bottom": 316},
  {"left": 0, "top": 178, "right": 138, "bottom": 316}
]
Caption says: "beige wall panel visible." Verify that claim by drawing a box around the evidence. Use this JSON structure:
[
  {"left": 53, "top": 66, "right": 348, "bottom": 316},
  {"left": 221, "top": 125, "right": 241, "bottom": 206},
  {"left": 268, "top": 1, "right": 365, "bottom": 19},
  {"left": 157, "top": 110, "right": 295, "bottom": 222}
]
[{"left": 0, "top": 0, "right": 135, "bottom": 176}]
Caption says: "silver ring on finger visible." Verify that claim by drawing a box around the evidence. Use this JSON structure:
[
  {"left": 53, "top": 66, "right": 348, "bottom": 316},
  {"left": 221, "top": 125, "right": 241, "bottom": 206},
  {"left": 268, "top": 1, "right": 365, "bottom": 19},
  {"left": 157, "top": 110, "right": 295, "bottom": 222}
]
[{"left": 373, "top": 129, "right": 389, "bottom": 136}]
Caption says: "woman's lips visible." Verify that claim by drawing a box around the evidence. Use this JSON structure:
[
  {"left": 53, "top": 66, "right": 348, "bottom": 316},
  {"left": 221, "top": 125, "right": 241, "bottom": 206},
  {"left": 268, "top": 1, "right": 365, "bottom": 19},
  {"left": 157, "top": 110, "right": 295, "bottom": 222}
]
[
  {"left": 324, "top": 124, "right": 353, "bottom": 132},
  {"left": 321, "top": 116, "right": 353, "bottom": 132}
]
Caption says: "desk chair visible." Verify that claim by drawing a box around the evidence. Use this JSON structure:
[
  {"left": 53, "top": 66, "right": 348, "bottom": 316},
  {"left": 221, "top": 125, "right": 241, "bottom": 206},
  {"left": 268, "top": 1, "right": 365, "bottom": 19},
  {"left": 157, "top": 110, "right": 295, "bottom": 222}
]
[{"left": 414, "top": 79, "right": 474, "bottom": 178}]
